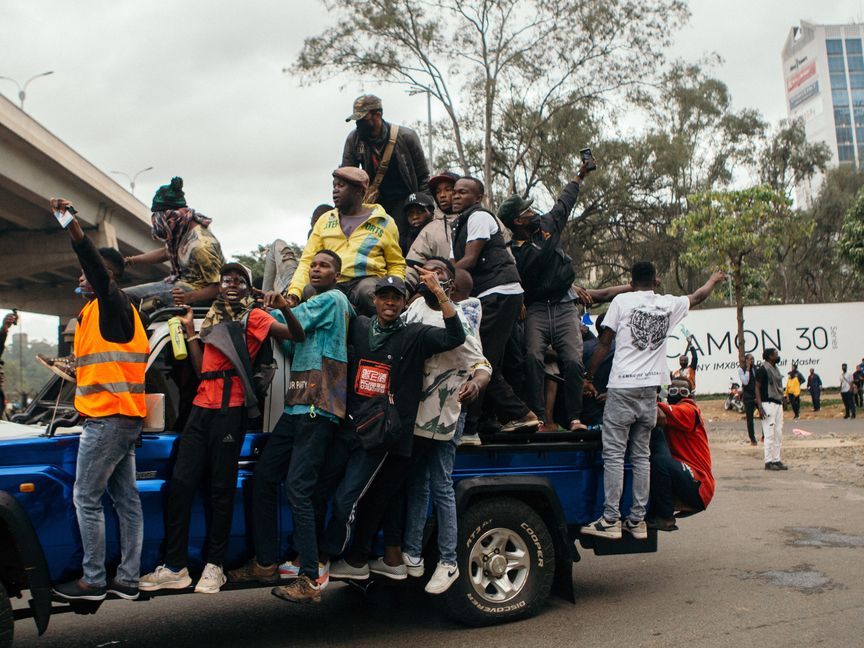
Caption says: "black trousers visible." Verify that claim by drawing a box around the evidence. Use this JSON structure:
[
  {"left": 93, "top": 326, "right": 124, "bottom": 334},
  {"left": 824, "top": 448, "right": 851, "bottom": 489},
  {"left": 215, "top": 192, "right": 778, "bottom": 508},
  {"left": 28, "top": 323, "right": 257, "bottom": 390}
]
[
  {"left": 466, "top": 292, "right": 529, "bottom": 433},
  {"left": 788, "top": 394, "right": 800, "bottom": 418},
  {"left": 810, "top": 389, "right": 821, "bottom": 411},
  {"left": 346, "top": 436, "right": 436, "bottom": 562},
  {"left": 743, "top": 398, "right": 757, "bottom": 443},
  {"left": 649, "top": 428, "right": 705, "bottom": 519},
  {"left": 842, "top": 392, "right": 857, "bottom": 418},
  {"left": 252, "top": 413, "right": 337, "bottom": 578},
  {"left": 164, "top": 406, "right": 246, "bottom": 568}
]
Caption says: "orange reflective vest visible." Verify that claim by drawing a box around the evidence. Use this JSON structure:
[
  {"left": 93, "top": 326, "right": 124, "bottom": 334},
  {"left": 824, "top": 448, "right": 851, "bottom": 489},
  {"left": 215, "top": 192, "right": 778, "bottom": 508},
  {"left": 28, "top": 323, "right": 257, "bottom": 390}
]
[{"left": 74, "top": 299, "right": 149, "bottom": 418}]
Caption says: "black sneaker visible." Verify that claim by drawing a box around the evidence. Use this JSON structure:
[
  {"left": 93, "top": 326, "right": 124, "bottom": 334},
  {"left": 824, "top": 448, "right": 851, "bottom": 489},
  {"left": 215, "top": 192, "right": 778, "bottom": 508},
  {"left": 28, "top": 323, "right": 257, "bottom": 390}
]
[
  {"left": 765, "top": 462, "right": 781, "bottom": 471},
  {"left": 773, "top": 461, "right": 789, "bottom": 471},
  {"left": 107, "top": 579, "right": 140, "bottom": 600},
  {"left": 53, "top": 579, "right": 107, "bottom": 601}
]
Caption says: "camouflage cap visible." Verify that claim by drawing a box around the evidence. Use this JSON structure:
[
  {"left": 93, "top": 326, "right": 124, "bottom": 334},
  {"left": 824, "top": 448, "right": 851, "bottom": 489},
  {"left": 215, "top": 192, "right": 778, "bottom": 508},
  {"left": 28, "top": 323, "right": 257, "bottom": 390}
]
[{"left": 346, "top": 94, "right": 383, "bottom": 122}]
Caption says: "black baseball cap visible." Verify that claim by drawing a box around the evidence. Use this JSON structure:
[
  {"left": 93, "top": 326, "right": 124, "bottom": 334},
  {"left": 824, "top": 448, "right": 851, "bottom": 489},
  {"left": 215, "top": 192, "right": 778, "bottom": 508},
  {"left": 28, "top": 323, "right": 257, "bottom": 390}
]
[
  {"left": 403, "top": 192, "right": 435, "bottom": 212},
  {"left": 374, "top": 275, "right": 408, "bottom": 297}
]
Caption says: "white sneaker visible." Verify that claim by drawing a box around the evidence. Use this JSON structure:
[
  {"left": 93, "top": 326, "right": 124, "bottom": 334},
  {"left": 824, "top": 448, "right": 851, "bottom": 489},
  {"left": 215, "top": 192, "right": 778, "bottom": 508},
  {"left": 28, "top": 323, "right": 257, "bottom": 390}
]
[
  {"left": 402, "top": 553, "right": 425, "bottom": 578},
  {"left": 580, "top": 517, "right": 622, "bottom": 540},
  {"left": 278, "top": 560, "right": 300, "bottom": 579},
  {"left": 368, "top": 557, "right": 407, "bottom": 580},
  {"left": 329, "top": 559, "right": 370, "bottom": 580},
  {"left": 194, "top": 563, "right": 226, "bottom": 594},
  {"left": 458, "top": 433, "right": 482, "bottom": 446},
  {"left": 425, "top": 562, "right": 459, "bottom": 595},
  {"left": 139, "top": 565, "right": 192, "bottom": 592},
  {"left": 623, "top": 519, "right": 648, "bottom": 540}
]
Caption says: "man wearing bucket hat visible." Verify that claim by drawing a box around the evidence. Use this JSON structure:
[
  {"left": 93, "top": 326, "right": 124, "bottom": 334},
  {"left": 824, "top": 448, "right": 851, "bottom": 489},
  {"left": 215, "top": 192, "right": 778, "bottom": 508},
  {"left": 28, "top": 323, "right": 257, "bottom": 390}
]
[
  {"left": 342, "top": 94, "right": 430, "bottom": 252},
  {"left": 287, "top": 167, "right": 405, "bottom": 317}
]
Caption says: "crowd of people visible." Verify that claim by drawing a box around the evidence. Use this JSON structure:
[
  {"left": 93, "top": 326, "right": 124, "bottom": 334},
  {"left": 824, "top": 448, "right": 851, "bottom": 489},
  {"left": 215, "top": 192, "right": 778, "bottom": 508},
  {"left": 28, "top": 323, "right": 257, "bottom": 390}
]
[{"left": 41, "top": 94, "right": 723, "bottom": 607}]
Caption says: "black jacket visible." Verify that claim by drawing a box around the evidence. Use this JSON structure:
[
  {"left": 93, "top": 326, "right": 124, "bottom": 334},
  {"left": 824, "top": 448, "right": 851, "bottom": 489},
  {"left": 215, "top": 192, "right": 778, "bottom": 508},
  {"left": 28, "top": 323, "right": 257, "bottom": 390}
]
[
  {"left": 342, "top": 121, "right": 430, "bottom": 197},
  {"left": 346, "top": 314, "right": 465, "bottom": 456},
  {"left": 510, "top": 180, "right": 580, "bottom": 304},
  {"left": 452, "top": 204, "right": 522, "bottom": 297}
]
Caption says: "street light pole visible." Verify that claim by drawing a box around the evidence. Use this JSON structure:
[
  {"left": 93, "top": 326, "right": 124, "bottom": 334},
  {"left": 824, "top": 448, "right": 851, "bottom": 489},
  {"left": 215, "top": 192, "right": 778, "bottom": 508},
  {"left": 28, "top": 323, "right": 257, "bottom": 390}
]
[
  {"left": 0, "top": 71, "right": 54, "bottom": 109},
  {"left": 110, "top": 166, "right": 154, "bottom": 196},
  {"left": 408, "top": 87, "right": 434, "bottom": 169}
]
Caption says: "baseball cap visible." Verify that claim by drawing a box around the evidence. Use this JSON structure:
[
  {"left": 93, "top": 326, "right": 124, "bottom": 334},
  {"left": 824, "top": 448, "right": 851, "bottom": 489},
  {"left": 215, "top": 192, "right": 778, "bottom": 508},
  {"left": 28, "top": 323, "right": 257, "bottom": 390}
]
[
  {"left": 403, "top": 192, "right": 435, "bottom": 212},
  {"left": 428, "top": 171, "right": 460, "bottom": 191},
  {"left": 346, "top": 94, "right": 383, "bottom": 122},
  {"left": 497, "top": 194, "right": 535, "bottom": 228},
  {"left": 220, "top": 262, "right": 253, "bottom": 286},
  {"left": 374, "top": 275, "right": 408, "bottom": 297}
]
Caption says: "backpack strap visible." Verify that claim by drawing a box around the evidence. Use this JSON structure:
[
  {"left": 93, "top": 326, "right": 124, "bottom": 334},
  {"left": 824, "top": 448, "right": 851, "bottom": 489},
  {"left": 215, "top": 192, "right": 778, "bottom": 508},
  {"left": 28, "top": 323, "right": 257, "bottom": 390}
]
[{"left": 365, "top": 125, "right": 399, "bottom": 203}]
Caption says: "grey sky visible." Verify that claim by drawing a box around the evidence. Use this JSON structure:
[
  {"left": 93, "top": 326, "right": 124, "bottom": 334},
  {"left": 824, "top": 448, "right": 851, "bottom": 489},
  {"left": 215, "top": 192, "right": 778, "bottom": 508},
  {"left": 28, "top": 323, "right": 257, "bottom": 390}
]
[{"left": 1, "top": 0, "right": 863, "bottom": 342}]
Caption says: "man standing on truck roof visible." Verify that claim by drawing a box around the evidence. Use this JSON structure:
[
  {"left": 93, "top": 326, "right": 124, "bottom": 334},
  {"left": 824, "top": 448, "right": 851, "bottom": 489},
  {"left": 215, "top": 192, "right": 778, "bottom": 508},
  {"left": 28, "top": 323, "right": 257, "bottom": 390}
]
[
  {"left": 581, "top": 262, "right": 725, "bottom": 541},
  {"left": 140, "top": 263, "right": 305, "bottom": 595},
  {"left": 227, "top": 250, "right": 355, "bottom": 604},
  {"left": 48, "top": 198, "right": 149, "bottom": 603}
]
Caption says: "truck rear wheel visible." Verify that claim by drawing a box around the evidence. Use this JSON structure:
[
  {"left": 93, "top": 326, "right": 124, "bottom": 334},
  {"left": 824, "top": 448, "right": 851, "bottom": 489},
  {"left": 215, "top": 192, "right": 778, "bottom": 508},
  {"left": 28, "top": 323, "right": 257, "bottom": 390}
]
[
  {"left": 443, "top": 497, "right": 555, "bottom": 626},
  {"left": 0, "top": 581, "right": 13, "bottom": 648}
]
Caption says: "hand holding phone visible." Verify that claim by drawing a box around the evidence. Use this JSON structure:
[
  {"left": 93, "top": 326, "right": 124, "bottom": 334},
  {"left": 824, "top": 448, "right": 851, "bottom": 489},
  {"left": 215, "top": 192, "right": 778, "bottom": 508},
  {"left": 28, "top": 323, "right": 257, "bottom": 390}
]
[
  {"left": 50, "top": 198, "right": 77, "bottom": 228},
  {"left": 579, "top": 147, "right": 597, "bottom": 173}
]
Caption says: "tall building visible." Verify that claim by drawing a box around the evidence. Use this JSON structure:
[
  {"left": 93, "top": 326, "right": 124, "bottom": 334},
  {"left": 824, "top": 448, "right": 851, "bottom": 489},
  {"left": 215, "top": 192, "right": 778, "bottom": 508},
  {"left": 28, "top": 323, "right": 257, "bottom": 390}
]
[{"left": 782, "top": 21, "right": 864, "bottom": 203}]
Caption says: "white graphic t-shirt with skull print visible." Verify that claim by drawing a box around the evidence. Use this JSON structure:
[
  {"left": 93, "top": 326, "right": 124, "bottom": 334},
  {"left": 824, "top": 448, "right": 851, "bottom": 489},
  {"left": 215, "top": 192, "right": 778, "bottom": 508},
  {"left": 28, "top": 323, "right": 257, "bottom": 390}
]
[{"left": 603, "top": 291, "right": 690, "bottom": 389}]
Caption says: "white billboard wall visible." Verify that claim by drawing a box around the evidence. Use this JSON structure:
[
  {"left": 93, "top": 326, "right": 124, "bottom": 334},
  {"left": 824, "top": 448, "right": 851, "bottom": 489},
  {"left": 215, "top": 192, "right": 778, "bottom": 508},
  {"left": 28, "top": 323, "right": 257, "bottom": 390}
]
[{"left": 661, "top": 302, "right": 864, "bottom": 395}]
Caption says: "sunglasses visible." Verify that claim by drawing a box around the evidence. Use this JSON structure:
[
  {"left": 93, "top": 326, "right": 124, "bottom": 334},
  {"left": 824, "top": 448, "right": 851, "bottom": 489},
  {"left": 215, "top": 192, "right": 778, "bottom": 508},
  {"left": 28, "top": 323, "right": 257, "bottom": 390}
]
[{"left": 668, "top": 387, "right": 692, "bottom": 397}]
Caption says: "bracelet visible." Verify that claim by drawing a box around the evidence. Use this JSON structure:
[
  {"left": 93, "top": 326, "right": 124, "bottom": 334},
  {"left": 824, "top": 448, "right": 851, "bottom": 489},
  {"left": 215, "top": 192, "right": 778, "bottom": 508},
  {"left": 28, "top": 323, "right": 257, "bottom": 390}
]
[{"left": 438, "top": 297, "right": 451, "bottom": 305}]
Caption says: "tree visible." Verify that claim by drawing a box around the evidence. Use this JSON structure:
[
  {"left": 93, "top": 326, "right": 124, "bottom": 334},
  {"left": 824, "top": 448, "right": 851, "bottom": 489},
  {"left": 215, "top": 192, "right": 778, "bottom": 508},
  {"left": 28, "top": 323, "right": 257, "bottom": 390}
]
[
  {"left": 839, "top": 185, "right": 864, "bottom": 278},
  {"left": 759, "top": 118, "right": 831, "bottom": 198},
  {"left": 671, "top": 186, "right": 792, "bottom": 365},
  {"left": 291, "top": 0, "right": 689, "bottom": 197}
]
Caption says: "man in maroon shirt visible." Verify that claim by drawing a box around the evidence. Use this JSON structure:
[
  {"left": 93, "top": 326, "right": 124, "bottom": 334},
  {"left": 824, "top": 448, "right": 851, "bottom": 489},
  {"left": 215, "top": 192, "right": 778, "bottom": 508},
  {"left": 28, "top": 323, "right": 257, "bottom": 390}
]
[{"left": 649, "top": 378, "right": 715, "bottom": 531}]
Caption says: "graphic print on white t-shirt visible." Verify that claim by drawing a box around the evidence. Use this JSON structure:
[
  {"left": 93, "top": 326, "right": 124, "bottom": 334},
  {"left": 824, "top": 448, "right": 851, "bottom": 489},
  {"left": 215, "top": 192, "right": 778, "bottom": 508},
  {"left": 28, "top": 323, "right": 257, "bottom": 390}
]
[{"left": 603, "top": 291, "right": 690, "bottom": 389}]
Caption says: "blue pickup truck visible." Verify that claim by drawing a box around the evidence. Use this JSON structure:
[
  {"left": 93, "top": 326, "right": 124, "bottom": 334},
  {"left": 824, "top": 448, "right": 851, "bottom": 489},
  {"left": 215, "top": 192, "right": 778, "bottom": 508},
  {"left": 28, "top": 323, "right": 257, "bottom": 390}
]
[{"left": 0, "top": 309, "right": 656, "bottom": 646}]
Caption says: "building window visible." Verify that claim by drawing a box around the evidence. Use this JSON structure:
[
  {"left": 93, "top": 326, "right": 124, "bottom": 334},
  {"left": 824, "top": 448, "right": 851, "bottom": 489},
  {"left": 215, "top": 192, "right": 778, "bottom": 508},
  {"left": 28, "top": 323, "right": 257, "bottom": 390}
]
[
  {"left": 829, "top": 56, "right": 847, "bottom": 73},
  {"left": 846, "top": 38, "right": 863, "bottom": 54},
  {"left": 851, "top": 72, "right": 864, "bottom": 89},
  {"left": 827, "top": 38, "right": 844, "bottom": 54},
  {"left": 832, "top": 72, "right": 849, "bottom": 90},
  {"left": 839, "top": 143, "right": 855, "bottom": 162},
  {"left": 834, "top": 89, "right": 851, "bottom": 105}
]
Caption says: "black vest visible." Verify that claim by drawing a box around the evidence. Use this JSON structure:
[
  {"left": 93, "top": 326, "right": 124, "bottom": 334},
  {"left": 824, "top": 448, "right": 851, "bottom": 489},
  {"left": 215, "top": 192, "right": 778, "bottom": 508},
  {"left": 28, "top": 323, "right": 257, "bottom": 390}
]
[
  {"left": 742, "top": 366, "right": 756, "bottom": 399},
  {"left": 452, "top": 205, "right": 521, "bottom": 297}
]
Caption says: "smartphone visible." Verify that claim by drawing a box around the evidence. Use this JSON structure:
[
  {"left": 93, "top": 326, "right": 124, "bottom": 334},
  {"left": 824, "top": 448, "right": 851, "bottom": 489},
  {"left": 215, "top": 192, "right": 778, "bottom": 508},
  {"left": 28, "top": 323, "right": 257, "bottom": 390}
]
[
  {"left": 579, "top": 147, "right": 597, "bottom": 171},
  {"left": 53, "top": 209, "right": 74, "bottom": 228}
]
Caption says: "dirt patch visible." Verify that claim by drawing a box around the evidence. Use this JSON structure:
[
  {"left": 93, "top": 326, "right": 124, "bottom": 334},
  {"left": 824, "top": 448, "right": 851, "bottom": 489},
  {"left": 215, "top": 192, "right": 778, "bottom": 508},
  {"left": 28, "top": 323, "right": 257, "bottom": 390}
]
[
  {"left": 741, "top": 563, "right": 839, "bottom": 594},
  {"left": 783, "top": 527, "right": 864, "bottom": 548}
]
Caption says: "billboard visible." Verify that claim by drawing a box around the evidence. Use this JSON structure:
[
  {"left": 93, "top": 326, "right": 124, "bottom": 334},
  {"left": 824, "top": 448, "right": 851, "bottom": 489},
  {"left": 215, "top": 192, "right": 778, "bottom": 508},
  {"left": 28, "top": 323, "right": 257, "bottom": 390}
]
[
  {"left": 784, "top": 45, "right": 823, "bottom": 122},
  {"left": 664, "top": 302, "right": 864, "bottom": 394}
]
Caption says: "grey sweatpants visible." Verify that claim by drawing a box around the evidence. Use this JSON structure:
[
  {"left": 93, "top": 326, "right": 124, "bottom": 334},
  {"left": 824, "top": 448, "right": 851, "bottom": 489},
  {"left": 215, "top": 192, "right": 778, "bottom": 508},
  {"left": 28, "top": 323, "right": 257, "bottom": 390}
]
[{"left": 601, "top": 387, "right": 657, "bottom": 523}]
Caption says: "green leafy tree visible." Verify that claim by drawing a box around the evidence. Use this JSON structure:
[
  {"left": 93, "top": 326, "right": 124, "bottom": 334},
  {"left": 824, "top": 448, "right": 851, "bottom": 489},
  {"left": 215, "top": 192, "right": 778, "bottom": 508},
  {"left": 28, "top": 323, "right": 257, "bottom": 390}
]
[
  {"left": 291, "top": 0, "right": 688, "bottom": 196},
  {"left": 759, "top": 118, "right": 831, "bottom": 197},
  {"left": 839, "top": 185, "right": 864, "bottom": 278},
  {"left": 671, "top": 186, "right": 792, "bottom": 365}
]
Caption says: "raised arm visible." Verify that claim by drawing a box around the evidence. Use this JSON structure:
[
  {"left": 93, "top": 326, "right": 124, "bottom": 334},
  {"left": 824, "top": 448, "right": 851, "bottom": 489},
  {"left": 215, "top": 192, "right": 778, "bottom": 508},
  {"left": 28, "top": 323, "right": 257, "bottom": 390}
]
[
  {"left": 688, "top": 270, "right": 726, "bottom": 307},
  {"left": 262, "top": 291, "right": 306, "bottom": 342}
]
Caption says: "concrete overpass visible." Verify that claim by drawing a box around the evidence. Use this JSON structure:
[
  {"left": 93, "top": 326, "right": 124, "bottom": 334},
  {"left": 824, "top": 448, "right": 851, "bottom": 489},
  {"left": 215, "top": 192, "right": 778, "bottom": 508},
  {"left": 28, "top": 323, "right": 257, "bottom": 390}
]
[{"left": 0, "top": 94, "right": 166, "bottom": 320}]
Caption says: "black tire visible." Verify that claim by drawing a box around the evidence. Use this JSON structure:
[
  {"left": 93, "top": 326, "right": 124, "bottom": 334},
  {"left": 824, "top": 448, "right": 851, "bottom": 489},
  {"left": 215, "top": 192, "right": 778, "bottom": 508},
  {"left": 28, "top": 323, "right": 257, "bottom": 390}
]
[
  {"left": 0, "top": 581, "right": 13, "bottom": 648},
  {"left": 443, "top": 497, "right": 555, "bottom": 626}
]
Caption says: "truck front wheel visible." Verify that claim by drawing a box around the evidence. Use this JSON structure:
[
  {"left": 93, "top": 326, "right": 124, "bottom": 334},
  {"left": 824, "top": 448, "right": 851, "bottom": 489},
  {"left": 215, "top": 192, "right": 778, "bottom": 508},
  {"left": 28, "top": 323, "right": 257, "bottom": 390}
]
[
  {"left": 443, "top": 497, "right": 555, "bottom": 626},
  {"left": 0, "top": 580, "right": 13, "bottom": 648}
]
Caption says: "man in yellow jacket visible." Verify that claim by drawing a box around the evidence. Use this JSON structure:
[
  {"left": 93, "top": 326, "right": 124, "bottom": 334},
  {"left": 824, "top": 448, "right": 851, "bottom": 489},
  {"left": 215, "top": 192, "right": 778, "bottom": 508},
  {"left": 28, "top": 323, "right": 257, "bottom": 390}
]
[
  {"left": 48, "top": 198, "right": 149, "bottom": 603},
  {"left": 288, "top": 167, "right": 405, "bottom": 316}
]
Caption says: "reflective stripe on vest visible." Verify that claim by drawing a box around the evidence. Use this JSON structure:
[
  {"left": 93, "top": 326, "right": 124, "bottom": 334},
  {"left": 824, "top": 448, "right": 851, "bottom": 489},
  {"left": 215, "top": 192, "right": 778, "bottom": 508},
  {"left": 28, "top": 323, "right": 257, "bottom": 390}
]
[{"left": 73, "top": 298, "right": 149, "bottom": 418}]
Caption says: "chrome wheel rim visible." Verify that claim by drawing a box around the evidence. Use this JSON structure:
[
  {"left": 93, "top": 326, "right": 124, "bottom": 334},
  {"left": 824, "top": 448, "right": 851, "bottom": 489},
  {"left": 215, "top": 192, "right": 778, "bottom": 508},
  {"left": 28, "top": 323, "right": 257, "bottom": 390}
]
[{"left": 468, "top": 526, "right": 531, "bottom": 603}]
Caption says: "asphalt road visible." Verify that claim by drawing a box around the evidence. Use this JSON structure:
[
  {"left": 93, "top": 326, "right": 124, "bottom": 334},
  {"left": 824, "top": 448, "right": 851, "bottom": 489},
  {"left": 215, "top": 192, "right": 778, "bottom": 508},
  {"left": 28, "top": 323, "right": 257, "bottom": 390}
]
[{"left": 11, "top": 420, "right": 864, "bottom": 648}]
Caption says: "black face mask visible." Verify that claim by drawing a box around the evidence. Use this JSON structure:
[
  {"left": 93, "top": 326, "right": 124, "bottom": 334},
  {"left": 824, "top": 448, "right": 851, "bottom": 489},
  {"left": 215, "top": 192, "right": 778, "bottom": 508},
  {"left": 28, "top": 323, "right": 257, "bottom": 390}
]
[
  {"left": 667, "top": 394, "right": 683, "bottom": 405},
  {"left": 418, "top": 279, "right": 453, "bottom": 307},
  {"left": 356, "top": 119, "right": 373, "bottom": 139}
]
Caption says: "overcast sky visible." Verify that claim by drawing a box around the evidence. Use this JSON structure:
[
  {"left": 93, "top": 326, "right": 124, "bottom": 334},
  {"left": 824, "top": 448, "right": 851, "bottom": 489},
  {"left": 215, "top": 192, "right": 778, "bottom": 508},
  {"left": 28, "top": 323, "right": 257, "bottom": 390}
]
[{"left": 2, "top": 0, "right": 864, "bottom": 342}]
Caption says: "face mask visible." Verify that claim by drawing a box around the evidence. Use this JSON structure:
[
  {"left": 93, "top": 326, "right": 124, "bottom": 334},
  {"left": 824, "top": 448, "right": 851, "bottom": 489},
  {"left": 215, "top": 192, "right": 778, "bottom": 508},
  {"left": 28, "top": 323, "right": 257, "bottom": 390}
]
[
  {"left": 667, "top": 394, "right": 683, "bottom": 405},
  {"left": 356, "top": 119, "right": 373, "bottom": 138}
]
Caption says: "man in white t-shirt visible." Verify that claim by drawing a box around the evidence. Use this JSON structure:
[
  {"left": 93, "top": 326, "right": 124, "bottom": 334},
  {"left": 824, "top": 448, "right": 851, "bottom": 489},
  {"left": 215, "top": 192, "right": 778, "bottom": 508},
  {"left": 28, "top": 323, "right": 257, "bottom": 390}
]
[
  {"left": 451, "top": 176, "right": 538, "bottom": 436},
  {"left": 580, "top": 262, "right": 725, "bottom": 540}
]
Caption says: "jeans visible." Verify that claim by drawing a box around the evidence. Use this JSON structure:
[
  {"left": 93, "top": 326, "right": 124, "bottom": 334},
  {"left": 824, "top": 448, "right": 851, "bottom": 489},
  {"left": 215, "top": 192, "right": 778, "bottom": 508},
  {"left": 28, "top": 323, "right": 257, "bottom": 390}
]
[
  {"left": 73, "top": 415, "right": 144, "bottom": 587},
  {"left": 314, "top": 429, "right": 389, "bottom": 559},
  {"left": 164, "top": 406, "right": 246, "bottom": 568},
  {"left": 252, "top": 413, "right": 336, "bottom": 579},
  {"left": 649, "top": 428, "right": 705, "bottom": 519},
  {"left": 743, "top": 398, "right": 757, "bottom": 443},
  {"left": 600, "top": 387, "right": 656, "bottom": 523},
  {"left": 403, "top": 414, "right": 463, "bottom": 565},
  {"left": 524, "top": 300, "right": 584, "bottom": 424},
  {"left": 466, "top": 292, "right": 528, "bottom": 433},
  {"left": 262, "top": 239, "right": 299, "bottom": 294},
  {"left": 760, "top": 401, "right": 783, "bottom": 463}
]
